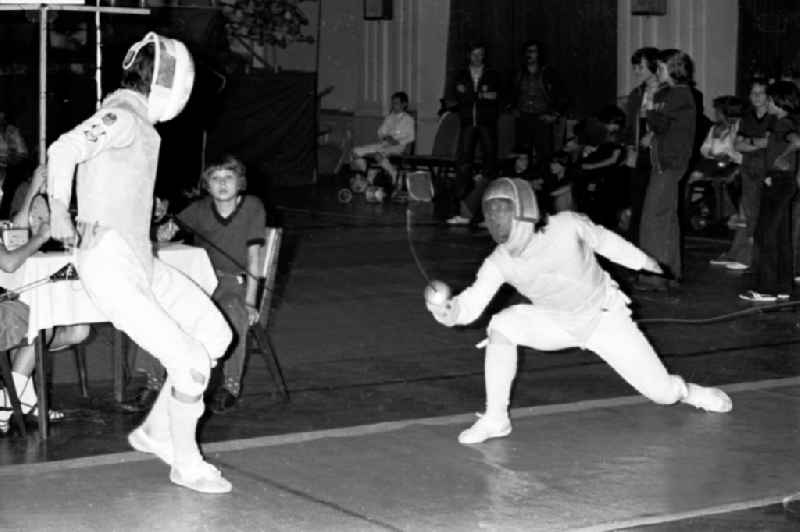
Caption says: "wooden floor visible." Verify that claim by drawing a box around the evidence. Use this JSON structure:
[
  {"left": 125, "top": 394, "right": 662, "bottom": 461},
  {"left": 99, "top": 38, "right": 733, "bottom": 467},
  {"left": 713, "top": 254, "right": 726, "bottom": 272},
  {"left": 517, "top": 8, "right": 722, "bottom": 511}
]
[{"left": 2, "top": 185, "right": 800, "bottom": 531}]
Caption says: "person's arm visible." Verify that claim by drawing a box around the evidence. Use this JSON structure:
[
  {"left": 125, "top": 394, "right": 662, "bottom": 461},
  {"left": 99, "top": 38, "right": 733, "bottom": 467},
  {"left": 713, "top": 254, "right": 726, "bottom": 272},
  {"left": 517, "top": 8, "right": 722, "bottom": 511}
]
[
  {"left": 0, "top": 222, "right": 50, "bottom": 273},
  {"left": 581, "top": 147, "right": 622, "bottom": 170},
  {"left": 699, "top": 127, "right": 714, "bottom": 159},
  {"left": 377, "top": 115, "right": 391, "bottom": 140},
  {"left": 46, "top": 107, "right": 136, "bottom": 243},
  {"left": 646, "top": 88, "right": 694, "bottom": 135},
  {"left": 571, "top": 211, "right": 658, "bottom": 272},
  {"left": 392, "top": 114, "right": 415, "bottom": 146},
  {"left": 245, "top": 197, "right": 267, "bottom": 324},
  {"left": 245, "top": 243, "right": 261, "bottom": 325},
  {"left": 772, "top": 127, "right": 800, "bottom": 171},
  {"left": 8, "top": 126, "right": 28, "bottom": 164},
  {"left": 11, "top": 165, "right": 46, "bottom": 227},
  {"left": 427, "top": 256, "right": 505, "bottom": 327},
  {"left": 735, "top": 134, "right": 768, "bottom": 153}
]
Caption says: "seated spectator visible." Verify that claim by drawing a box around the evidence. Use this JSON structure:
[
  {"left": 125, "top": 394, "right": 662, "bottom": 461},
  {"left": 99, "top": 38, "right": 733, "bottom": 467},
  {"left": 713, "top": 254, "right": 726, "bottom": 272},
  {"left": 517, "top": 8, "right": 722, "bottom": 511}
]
[
  {"left": 574, "top": 106, "right": 627, "bottom": 229},
  {"left": 543, "top": 151, "right": 576, "bottom": 213},
  {"left": 0, "top": 165, "right": 90, "bottom": 433},
  {"left": 137, "top": 155, "right": 266, "bottom": 414},
  {"left": 692, "top": 95, "right": 745, "bottom": 241},
  {"left": 351, "top": 91, "right": 415, "bottom": 189}
]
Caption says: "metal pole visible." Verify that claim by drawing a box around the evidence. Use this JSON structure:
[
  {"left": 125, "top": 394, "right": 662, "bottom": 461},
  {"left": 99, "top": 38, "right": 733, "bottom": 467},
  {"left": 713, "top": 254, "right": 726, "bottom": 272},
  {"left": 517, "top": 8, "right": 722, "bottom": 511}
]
[
  {"left": 38, "top": 5, "right": 47, "bottom": 165},
  {"left": 96, "top": 0, "right": 102, "bottom": 109}
]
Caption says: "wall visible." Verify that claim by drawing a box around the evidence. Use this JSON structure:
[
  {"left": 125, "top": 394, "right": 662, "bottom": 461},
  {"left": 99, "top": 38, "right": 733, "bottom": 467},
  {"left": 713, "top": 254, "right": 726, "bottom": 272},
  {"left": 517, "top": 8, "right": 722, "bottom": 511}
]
[
  {"left": 617, "top": 0, "right": 739, "bottom": 116},
  {"left": 308, "top": 0, "right": 449, "bottom": 154}
]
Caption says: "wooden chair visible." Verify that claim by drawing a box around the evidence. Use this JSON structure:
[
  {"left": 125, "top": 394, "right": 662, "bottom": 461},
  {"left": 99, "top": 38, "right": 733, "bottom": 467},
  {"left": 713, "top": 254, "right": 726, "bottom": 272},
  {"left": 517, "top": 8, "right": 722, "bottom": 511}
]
[{"left": 248, "top": 227, "right": 289, "bottom": 401}]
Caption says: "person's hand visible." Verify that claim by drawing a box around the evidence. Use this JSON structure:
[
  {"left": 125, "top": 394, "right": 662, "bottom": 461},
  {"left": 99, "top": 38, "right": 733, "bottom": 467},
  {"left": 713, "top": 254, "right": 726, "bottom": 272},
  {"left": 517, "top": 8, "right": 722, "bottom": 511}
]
[
  {"left": 246, "top": 303, "right": 260, "bottom": 326},
  {"left": 541, "top": 113, "right": 558, "bottom": 124},
  {"left": 642, "top": 256, "right": 663, "bottom": 275},
  {"left": 773, "top": 154, "right": 791, "bottom": 171},
  {"left": 153, "top": 197, "right": 169, "bottom": 221},
  {"left": 639, "top": 132, "right": 653, "bottom": 148},
  {"left": 425, "top": 297, "right": 457, "bottom": 327},
  {"left": 156, "top": 219, "right": 179, "bottom": 242},
  {"left": 456, "top": 83, "right": 466, "bottom": 94},
  {"left": 48, "top": 200, "right": 77, "bottom": 246}
]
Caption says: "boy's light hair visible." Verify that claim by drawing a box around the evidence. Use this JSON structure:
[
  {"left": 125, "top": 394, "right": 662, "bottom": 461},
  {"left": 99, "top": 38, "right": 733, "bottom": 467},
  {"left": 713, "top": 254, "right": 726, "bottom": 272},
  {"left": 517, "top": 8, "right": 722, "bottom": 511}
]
[{"left": 201, "top": 155, "right": 248, "bottom": 192}]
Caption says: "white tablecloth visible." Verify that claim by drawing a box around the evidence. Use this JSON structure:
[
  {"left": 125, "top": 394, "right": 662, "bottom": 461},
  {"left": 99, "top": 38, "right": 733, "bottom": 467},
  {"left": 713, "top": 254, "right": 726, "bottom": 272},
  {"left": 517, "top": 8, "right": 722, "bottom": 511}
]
[{"left": 0, "top": 243, "right": 218, "bottom": 340}]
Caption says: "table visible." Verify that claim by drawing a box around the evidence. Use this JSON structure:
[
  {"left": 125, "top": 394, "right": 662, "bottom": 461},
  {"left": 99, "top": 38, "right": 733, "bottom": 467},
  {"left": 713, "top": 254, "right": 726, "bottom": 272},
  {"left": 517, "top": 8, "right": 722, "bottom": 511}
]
[{"left": 0, "top": 242, "right": 218, "bottom": 438}]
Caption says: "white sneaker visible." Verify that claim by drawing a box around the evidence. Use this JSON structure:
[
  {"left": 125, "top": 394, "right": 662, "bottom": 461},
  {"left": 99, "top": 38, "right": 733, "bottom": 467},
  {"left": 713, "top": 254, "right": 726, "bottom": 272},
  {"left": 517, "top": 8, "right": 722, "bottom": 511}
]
[
  {"left": 458, "top": 413, "right": 512, "bottom": 444},
  {"left": 682, "top": 384, "right": 733, "bottom": 413},
  {"left": 128, "top": 427, "right": 174, "bottom": 466},
  {"left": 446, "top": 215, "right": 471, "bottom": 226},
  {"left": 709, "top": 255, "right": 733, "bottom": 266},
  {"left": 725, "top": 262, "right": 748, "bottom": 271},
  {"left": 170, "top": 460, "right": 232, "bottom": 494},
  {"left": 738, "top": 290, "right": 777, "bottom": 303}
]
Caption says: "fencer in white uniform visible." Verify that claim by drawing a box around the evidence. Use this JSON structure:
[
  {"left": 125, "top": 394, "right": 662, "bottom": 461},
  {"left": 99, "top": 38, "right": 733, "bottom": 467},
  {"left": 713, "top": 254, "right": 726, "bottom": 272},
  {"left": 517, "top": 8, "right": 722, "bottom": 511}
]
[
  {"left": 426, "top": 178, "right": 732, "bottom": 445},
  {"left": 46, "top": 33, "right": 233, "bottom": 492}
]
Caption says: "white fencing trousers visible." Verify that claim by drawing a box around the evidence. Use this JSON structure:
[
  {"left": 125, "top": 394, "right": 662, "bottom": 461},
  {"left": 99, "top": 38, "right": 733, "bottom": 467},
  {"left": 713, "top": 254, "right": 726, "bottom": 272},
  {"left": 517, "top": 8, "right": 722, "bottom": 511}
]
[
  {"left": 486, "top": 303, "right": 686, "bottom": 406},
  {"left": 352, "top": 142, "right": 406, "bottom": 176},
  {"left": 76, "top": 229, "right": 233, "bottom": 397}
]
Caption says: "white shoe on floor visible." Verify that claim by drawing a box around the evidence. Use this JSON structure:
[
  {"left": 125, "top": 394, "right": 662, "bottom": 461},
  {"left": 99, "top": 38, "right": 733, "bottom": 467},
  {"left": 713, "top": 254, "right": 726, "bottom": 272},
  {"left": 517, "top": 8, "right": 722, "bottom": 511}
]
[
  {"left": 682, "top": 384, "right": 733, "bottom": 413},
  {"left": 446, "top": 215, "right": 471, "bottom": 226},
  {"left": 170, "top": 460, "right": 232, "bottom": 494},
  {"left": 458, "top": 413, "right": 512, "bottom": 444},
  {"left": 725, "top": 262, "right": 748, "bottom": 271},
  {"left": 128, "top": 427, "right": 174, "bottom": 466}
]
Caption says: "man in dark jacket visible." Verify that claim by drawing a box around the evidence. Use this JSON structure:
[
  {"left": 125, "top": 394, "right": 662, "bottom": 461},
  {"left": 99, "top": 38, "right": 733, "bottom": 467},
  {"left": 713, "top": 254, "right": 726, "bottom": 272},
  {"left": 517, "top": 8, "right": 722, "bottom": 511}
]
[
  {"left": 446, "top": 43, "right": 502, "bottom": 224},
  {"left": 511, "top": 41, "right": 568, "bottom": 164}
]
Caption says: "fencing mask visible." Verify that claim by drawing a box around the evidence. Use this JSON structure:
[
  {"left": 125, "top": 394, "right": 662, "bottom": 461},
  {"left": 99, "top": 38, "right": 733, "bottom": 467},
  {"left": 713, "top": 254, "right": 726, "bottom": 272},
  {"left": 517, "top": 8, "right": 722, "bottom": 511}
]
[
  {"left": 123, "top": 32, "right": 195, "bottom": 123},
  {"left": 482, "top": 177, "right": 540, "bottom": 256}
]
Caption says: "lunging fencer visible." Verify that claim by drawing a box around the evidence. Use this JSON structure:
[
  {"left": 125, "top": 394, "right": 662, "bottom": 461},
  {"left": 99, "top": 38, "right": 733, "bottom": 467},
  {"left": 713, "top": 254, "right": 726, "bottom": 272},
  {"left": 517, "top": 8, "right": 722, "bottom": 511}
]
[
  {"left": 425, "top": 178, "right": 733, "bottom": 445},
  {"left": 46, "top": 33, "right": 233, "bottom": 492}
]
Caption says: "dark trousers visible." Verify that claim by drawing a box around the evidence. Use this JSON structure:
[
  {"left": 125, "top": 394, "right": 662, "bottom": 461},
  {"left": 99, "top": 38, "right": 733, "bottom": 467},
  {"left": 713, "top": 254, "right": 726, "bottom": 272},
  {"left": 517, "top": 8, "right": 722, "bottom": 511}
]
[
  {"left": 516, "top": 112, "right": 554, "bottom": 161},
  {"left": 754, "top": 173, "right": 796, "bottom": 295},
  {"left": 727, "top": 165, "right": 763, "bottom": 266},
  {"left": 454, "top": 123, "right": 497, "bottom": 218},
  {"left": 628, "top": 151, "right": 651, "bottom": 245},
  {"left": 639, "top": 166, "right": 684, "bottom": 280}
]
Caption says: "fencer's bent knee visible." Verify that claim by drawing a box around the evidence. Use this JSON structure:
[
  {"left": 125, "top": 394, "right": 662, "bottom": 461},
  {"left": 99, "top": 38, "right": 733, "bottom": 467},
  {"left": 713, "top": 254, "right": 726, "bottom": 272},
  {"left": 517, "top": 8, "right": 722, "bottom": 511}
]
[
  {"left": 488, "top": 327, "right": 513, "bottom": 346},
  {"left": 648, "top": 374, "right": 688, "bottom": 405},
  {"left": 487, "top": 314, "right": 515, "bottom": 345},
  {"left": 169, "top": 358, "right": 211, "bottom": 398}
]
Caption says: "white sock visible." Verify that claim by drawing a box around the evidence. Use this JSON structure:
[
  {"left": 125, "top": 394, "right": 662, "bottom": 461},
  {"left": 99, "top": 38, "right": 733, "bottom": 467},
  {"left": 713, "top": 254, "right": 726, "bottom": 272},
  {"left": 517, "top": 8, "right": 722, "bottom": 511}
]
[
  {"left": 138, "top": 382, "right": 172, "bottom": 441},
  {"left": 168, "top": 392, "right": 205, "bottom": 470},
  {"left": 483, "top": 343, "right": 517, "bottom": 420}
]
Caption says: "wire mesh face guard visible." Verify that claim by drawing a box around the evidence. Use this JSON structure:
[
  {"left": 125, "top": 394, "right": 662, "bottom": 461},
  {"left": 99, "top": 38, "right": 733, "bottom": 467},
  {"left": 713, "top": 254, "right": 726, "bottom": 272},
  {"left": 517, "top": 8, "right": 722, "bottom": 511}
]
[
  {"left": 123, "top": 32, "right": 195, "bottom": 123},
  {"left": 482, "top": 177, "right": 540, "bottom": 254}
]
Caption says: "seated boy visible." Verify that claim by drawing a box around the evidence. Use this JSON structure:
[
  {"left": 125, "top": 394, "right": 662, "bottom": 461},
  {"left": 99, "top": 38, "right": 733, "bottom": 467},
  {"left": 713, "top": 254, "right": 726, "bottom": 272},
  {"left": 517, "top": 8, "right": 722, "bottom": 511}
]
[
  {"left": 351, "top": 91, "right": 415, "bottom": 187},
  {"left": 157, "top": 155, "right": 266, "bottom": 413}
]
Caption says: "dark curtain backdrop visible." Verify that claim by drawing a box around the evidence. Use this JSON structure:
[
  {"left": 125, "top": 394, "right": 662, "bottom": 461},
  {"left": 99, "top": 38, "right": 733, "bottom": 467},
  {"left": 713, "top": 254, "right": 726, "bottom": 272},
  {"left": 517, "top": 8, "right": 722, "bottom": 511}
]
[
  {"left": 445, "top": 0, "right": 617, "bottom": 117},
  {"left": 738, "top": 0, "right": 800, "bottom": 93}
]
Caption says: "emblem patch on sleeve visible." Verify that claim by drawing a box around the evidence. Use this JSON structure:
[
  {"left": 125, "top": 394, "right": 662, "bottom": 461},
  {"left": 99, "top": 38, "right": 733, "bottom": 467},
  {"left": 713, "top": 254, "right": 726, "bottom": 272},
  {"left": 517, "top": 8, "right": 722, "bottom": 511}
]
[{"left": 102, "top": 112, "right": 117, "bottom": 125}]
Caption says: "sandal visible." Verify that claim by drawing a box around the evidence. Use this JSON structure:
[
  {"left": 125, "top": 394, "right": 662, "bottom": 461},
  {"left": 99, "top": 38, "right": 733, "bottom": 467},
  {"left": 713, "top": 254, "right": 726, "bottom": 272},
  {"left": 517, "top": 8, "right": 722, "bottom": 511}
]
[{"left": 28, "top": 406, "right": 65, "bottom": 422}]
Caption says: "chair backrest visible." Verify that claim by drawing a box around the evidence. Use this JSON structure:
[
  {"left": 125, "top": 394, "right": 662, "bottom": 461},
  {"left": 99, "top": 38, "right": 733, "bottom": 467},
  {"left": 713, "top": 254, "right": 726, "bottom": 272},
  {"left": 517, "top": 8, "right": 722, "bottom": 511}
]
[
  {"left": 431, "top": 111, "right": 460, "bottom": 158},
  {"left": 256, "top": 227, "right": 282, "bottom": 328}
]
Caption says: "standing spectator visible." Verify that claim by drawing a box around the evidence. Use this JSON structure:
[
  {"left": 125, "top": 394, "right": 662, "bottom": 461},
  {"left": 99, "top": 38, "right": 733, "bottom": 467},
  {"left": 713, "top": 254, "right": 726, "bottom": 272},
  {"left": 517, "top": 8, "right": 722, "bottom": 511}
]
[
  {"left": 622, "top": 47, "right": 660, "bottom": 244},
  {"left": 739, "top": 81, "right": 800, "bottom": 302},
  {"left": 511, "top": 40, "right": 568, "bottom": 163},
  {"left": 446, "top": 43, "right": 502, "bottom": 225},
  {"left": 727, "top": 77, "right": 773, "bottom": 271},
  {"left": 635, "top": 49, "right": 696, "bottom": 291}
]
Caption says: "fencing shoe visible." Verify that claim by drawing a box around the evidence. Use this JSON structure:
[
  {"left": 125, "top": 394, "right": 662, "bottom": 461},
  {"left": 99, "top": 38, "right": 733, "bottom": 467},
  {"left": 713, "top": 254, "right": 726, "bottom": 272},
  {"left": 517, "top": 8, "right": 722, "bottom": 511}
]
[
  {"left": 170, "top": 460, "right": 232, "bottom": 494},
  {"left": 128, "top": 427, "right": 174, "bottom": 466},
  {"left": 458, "top": 413, "right": 512, "bottom": 444},
  {"left": 682, "top": 383, "right": 733, "bottom": 413}
]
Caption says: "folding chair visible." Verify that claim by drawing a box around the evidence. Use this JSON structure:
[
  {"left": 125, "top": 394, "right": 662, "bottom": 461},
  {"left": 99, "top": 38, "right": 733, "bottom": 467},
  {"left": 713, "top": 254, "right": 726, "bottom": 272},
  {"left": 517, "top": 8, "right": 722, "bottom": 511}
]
[
  {"left": 248, "top": 227, "right": 289, "bottom": 401},
  {"left": 0, "top": 350, "right": 26, "bottom": 436}
]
